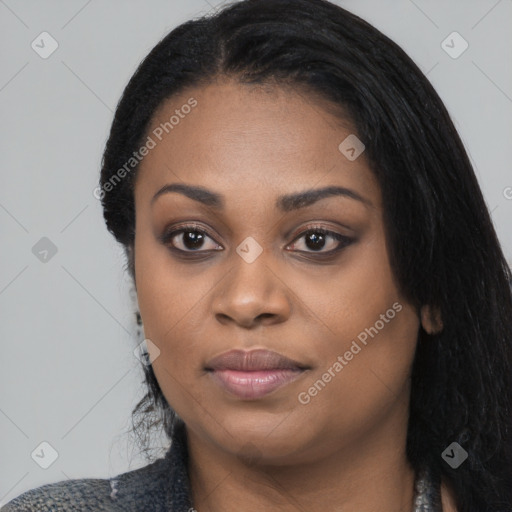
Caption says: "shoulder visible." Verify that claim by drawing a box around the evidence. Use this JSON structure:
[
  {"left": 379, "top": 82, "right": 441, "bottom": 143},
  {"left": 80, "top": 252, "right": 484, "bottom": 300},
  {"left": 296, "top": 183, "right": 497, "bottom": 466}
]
[{"left": 1, "top": 456, "right": 171, "bottom": 512}]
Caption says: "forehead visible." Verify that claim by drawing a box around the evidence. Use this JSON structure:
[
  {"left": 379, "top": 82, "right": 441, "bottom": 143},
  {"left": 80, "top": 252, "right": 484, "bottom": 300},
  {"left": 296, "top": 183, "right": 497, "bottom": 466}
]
[{"left": 134, "top": 79, "right": 381, "bottom": 210}]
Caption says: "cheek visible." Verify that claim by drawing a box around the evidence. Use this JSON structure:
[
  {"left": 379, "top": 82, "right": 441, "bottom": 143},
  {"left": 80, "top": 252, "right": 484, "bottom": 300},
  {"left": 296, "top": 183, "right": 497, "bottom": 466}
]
[
  {"left": 291, "top": 234, "right": 420, "bottom": 428},
  {"left": 133, "top": 228, "right": 223, "bottom": 405},
  {"left": 134, "top": 246, "right": 210, "bottom": 421},
  {"left": 134, "top": 229, "right": 190, "bottom": 352},
  {"left": 293, "top": 302, "right": 419, "bottom": 451},
  {"left": 284, "top": 231, "right": 404, "bottom": 355},
  {"left": 134, "top": 219, "right": 210, "bottom": 333}
]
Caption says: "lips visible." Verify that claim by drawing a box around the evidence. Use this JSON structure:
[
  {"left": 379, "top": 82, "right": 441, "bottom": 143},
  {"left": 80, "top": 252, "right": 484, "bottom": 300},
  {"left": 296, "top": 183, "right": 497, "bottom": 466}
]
[
  {"left": 206, "top": 349, "right": 307, "bottom": 372},
  {"left": 205, "top": 349, "right": 309, "bottom": 400}
]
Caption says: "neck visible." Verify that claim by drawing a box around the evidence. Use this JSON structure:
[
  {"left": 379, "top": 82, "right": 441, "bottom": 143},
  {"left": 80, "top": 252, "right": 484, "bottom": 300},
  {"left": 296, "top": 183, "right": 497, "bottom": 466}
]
[{"left": 187, "top": 415, "right": 416, "bottom": 512}]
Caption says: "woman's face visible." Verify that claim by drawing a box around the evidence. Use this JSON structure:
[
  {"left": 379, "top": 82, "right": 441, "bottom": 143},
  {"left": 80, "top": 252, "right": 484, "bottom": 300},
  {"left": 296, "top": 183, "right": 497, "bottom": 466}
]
[{"left": 133, "top": 79, "right": 424, "bottom": 465}]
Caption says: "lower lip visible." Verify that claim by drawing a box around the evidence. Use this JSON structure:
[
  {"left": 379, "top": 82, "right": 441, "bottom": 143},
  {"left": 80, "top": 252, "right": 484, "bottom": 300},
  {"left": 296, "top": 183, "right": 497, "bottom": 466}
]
[{"left": 208, "top": 369, "right": 305, "bottom": 400}]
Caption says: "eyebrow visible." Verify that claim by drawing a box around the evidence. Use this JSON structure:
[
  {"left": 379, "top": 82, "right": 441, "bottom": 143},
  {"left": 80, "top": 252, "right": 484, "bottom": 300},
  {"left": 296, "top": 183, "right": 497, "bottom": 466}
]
[{"left": 151, "top": 183, "right": 373, "bottom": 211}]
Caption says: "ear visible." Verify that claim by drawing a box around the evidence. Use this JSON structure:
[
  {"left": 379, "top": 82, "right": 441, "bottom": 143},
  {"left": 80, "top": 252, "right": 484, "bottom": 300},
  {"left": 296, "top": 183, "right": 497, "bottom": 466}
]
[{"left": 420, "top": 304, "right": 443, "bottom": 334}]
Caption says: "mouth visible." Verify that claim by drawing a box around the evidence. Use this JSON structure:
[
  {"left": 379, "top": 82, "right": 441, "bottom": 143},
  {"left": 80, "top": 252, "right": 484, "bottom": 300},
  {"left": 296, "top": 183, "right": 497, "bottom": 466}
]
[{"left": 205, "top": 349, "right": 310, "bottom": 400}]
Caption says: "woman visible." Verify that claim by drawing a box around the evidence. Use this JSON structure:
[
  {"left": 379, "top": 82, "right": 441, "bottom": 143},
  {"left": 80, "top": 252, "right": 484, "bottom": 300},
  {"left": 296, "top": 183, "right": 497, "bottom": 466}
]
[{"left": 3, "top": 0, "right": 511, "bottom": 511}]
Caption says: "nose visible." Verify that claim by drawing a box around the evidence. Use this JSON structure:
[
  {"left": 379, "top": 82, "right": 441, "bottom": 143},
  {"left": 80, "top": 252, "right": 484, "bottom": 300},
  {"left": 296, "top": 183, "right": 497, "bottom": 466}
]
[{"left": 212, "top": 251, "right": 292, "bottom": 329}]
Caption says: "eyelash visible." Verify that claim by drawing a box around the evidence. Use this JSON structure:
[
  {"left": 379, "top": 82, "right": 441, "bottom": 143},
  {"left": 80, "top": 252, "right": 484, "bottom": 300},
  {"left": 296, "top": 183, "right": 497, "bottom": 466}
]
[{"left": 159, "top": 223, "right": 354, "bottom": 259}]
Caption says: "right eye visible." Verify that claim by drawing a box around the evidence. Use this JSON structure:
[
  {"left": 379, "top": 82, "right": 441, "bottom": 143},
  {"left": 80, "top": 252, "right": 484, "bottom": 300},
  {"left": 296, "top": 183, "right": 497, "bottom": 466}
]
[{"left": 159, "top": 223, "right": 223, "bottom": 254}]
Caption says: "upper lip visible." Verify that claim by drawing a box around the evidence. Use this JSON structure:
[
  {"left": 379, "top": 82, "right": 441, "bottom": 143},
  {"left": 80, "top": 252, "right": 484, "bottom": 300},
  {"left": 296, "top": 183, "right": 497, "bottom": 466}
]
[{"left": 205, "top": 349, "right": 308, "bottom": 372}]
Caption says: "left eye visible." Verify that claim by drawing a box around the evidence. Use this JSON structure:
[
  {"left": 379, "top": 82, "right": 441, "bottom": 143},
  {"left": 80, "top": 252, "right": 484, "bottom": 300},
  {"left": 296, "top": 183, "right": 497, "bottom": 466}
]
[{"left": 287, "top": 228, "right": 352, "bottom": 253}]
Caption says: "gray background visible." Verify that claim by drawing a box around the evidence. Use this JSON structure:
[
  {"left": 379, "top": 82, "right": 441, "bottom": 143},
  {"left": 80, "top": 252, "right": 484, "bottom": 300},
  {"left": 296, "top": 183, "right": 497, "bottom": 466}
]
[{"left": 1, "top": 0, "right": 511, "bottom": 504}]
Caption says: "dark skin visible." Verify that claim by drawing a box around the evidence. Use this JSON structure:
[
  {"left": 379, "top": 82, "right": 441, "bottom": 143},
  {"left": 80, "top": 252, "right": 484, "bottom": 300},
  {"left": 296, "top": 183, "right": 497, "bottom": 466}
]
[{"left": 132, "top": 79, "right": 455, "bottom": 512}]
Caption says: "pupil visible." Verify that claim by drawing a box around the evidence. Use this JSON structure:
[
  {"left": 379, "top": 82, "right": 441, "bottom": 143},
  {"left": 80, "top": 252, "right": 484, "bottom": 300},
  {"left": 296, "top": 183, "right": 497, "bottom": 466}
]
[
  {"left": 305, "top": 232, "right": 325, "bottom": 251},
  {"left": 184, "top": 231, "right": 204, "bottom": 250}
]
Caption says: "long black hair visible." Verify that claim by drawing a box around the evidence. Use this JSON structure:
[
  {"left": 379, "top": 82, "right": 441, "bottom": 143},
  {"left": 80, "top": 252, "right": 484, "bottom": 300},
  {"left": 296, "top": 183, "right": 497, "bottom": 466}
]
[{"left": 99, "top": 1, "right": 512, "bottom": 510}]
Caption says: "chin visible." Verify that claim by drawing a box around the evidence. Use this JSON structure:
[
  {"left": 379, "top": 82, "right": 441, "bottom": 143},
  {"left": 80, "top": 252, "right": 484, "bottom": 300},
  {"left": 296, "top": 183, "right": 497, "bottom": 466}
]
[{"left": 198, "top": 409, "right": 321, "bottom": 465}]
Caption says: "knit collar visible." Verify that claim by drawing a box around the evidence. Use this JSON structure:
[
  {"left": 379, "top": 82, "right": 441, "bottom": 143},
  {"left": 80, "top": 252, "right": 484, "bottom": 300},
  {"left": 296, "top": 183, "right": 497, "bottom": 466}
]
[
  {"left": 164, "top": 421, "right": 194, "bottom": 511},
  {"left": 163, "top": 421, "right": 442, "bottom": 512}
]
